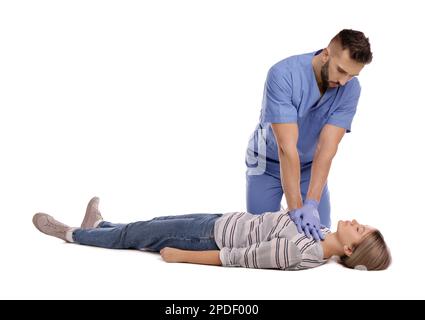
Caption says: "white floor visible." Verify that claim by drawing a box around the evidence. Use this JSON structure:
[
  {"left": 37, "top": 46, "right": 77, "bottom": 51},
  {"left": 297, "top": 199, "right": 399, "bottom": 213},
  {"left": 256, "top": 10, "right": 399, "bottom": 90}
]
[
  {"left": 1, "top": 209, "right": 422, "bottom": 300},
  {"left": 2, "top": 0, "right": 425, "bottom": 300}
]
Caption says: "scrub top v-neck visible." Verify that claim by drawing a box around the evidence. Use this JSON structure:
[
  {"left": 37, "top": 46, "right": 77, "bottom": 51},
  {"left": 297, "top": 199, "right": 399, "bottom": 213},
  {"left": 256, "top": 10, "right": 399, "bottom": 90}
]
[{"left": 247, "top": 49, "right": 361, "bottom": 171}]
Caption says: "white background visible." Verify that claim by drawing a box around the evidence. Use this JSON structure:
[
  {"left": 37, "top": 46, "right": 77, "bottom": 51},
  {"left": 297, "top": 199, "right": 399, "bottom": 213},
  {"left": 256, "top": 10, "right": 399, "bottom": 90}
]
[{"left": 1, "top": 0, "right": 424, "bottom": 299}]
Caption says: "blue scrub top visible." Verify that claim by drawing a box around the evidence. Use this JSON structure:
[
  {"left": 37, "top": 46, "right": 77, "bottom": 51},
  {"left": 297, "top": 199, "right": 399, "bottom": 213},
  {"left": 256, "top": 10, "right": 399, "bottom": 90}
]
[{"left": 247, "top": 49, "right": 361, "bottom": 170}]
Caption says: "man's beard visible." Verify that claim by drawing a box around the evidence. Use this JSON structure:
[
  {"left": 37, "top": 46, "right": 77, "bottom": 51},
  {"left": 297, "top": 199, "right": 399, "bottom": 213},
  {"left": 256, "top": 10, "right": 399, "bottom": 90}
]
[{"left": 320, "top": 60, "right": 330, "bottom": 92}]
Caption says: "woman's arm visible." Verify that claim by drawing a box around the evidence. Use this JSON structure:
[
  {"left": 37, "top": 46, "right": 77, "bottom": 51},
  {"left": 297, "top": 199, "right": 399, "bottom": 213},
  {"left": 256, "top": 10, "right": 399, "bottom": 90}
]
[{"left": 160, "top": 247, "right": 222, "bottom": 266}]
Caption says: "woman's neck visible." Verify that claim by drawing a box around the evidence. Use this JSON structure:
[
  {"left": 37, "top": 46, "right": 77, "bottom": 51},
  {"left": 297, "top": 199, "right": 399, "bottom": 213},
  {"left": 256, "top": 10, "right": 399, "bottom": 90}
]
[{"left": 321, "top": 232, "right": 345, "bottom": 259}]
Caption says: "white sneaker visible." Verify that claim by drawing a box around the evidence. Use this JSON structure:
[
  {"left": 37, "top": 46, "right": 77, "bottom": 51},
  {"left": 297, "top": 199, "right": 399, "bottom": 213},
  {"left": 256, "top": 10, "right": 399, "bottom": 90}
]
[
  {"left": 81, "top": 196, "right": 103, "bottom": 229},
  {"left": 33, "top": 213, "right": 71, "bottom": 241}
]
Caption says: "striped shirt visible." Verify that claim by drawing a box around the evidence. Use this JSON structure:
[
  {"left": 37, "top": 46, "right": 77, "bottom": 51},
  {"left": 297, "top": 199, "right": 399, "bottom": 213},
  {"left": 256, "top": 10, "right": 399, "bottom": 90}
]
[{"left": 214, "top": 209, "right": 331, "bottom": 271}]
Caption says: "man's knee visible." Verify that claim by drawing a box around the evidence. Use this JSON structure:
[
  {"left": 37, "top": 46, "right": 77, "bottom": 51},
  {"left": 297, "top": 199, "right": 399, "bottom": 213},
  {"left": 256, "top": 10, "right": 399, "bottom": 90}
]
[
  {"left": 246, "top": 175, "right": 282, "bottom": 214},
  {"left": 318, "top": 189, "right": 331, "bottom": 228}
]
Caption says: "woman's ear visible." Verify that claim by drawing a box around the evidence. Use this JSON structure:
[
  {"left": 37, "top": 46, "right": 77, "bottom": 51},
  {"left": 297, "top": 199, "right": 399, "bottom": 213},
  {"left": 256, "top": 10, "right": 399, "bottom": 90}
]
[{"left": 343, "top": 244, "right": 353, "bottom": 257}]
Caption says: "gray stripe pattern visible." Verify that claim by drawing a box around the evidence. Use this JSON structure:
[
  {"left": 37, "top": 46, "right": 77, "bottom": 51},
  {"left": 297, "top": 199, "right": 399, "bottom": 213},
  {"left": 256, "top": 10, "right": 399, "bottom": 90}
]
[{"left": 215, "top": 210, "right": 330, "bottom": 271}]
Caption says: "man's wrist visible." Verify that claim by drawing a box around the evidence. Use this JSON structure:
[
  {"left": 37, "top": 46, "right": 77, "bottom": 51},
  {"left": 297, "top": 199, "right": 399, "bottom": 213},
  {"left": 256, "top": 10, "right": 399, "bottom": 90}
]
[{"left": 304, "top": 198, "right": 319, "bottom": 209}]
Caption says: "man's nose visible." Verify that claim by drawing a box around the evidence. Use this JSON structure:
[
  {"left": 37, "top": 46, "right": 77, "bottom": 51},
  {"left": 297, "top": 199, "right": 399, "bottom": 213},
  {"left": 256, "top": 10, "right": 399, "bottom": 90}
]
[{"left": 339, "top": 75, "right": 353, "bottom": 86}]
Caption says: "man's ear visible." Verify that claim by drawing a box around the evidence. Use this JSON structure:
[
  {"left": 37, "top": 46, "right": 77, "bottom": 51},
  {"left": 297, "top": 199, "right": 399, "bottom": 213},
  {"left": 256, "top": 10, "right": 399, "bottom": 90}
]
[
  {"left": 343, "top": 244, "right": 353, "bottom": 257},
  {"left": 322, "top": 47, "right": 330, "bottom": 63}
]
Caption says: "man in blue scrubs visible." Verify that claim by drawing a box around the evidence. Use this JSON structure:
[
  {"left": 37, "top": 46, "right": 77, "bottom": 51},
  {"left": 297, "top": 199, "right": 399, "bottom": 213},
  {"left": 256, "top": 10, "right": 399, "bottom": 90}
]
[{"left": 246, "top": 29, "right": 373, "bottom": 240}]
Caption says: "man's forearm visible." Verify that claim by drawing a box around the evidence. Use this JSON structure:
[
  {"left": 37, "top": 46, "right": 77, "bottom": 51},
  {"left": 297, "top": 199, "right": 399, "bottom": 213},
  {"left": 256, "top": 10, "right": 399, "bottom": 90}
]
[
  {"left": 278, "top": 146, "right": 303, "bottom": 210},
  {"left": 307, "top": 146, "right": 336, "bottom": 202}
]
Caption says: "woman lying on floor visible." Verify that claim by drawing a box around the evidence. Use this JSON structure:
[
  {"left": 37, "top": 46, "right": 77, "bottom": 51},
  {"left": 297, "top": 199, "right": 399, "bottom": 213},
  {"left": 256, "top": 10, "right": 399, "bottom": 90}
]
[{"left": 33, "top": 197, "right": 391, "bottom": 271}]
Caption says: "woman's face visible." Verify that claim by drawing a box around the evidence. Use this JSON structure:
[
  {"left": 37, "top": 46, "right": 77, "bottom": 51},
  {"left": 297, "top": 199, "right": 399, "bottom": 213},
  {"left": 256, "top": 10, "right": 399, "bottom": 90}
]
[{"left": 336, "top": 219, "right": 376, "bottom": 248}]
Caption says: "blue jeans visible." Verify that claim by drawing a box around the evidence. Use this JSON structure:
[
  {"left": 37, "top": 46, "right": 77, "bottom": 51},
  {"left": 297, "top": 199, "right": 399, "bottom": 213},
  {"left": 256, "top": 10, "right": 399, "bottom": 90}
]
[{"left": 72, "top": 213, "right": 222, "bottom": 251}]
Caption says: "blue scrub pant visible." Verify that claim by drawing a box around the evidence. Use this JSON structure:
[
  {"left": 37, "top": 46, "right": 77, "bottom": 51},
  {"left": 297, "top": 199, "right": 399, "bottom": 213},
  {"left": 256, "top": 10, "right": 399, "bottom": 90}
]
[{"left": 246, "top": 163, "right": 331, "bottom": 228}]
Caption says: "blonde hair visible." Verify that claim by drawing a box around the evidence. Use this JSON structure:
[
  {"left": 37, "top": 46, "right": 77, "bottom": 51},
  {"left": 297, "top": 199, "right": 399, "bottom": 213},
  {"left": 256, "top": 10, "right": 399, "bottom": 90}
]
[{"left": 340, "top": 230, "right": 391, "bottom": 271}]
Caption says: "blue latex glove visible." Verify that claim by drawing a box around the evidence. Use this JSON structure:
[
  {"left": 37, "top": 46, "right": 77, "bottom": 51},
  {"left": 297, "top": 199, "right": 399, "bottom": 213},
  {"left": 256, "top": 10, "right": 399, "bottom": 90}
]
[{"left": 289, "top": 199, "right": 325, "bottom": 241}]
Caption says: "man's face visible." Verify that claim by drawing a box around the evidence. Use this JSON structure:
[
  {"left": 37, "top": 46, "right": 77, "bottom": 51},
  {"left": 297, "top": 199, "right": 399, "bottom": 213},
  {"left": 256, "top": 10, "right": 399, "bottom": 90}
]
[{"left": 321, "top": 48, "right": 365, "bottom": 91}]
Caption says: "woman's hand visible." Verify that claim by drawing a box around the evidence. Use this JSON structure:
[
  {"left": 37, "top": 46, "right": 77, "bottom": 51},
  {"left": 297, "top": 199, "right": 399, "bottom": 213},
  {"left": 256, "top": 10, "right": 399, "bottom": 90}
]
[{"left": 160, "top": 247, "right": 185, "bottom": 263}]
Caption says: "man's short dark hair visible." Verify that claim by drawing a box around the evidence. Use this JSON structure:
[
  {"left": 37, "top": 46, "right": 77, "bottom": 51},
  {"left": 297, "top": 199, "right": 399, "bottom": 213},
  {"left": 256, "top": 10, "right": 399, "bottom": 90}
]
[{"left": 331, "top": 29, "right": 373, "bottom": 64}]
